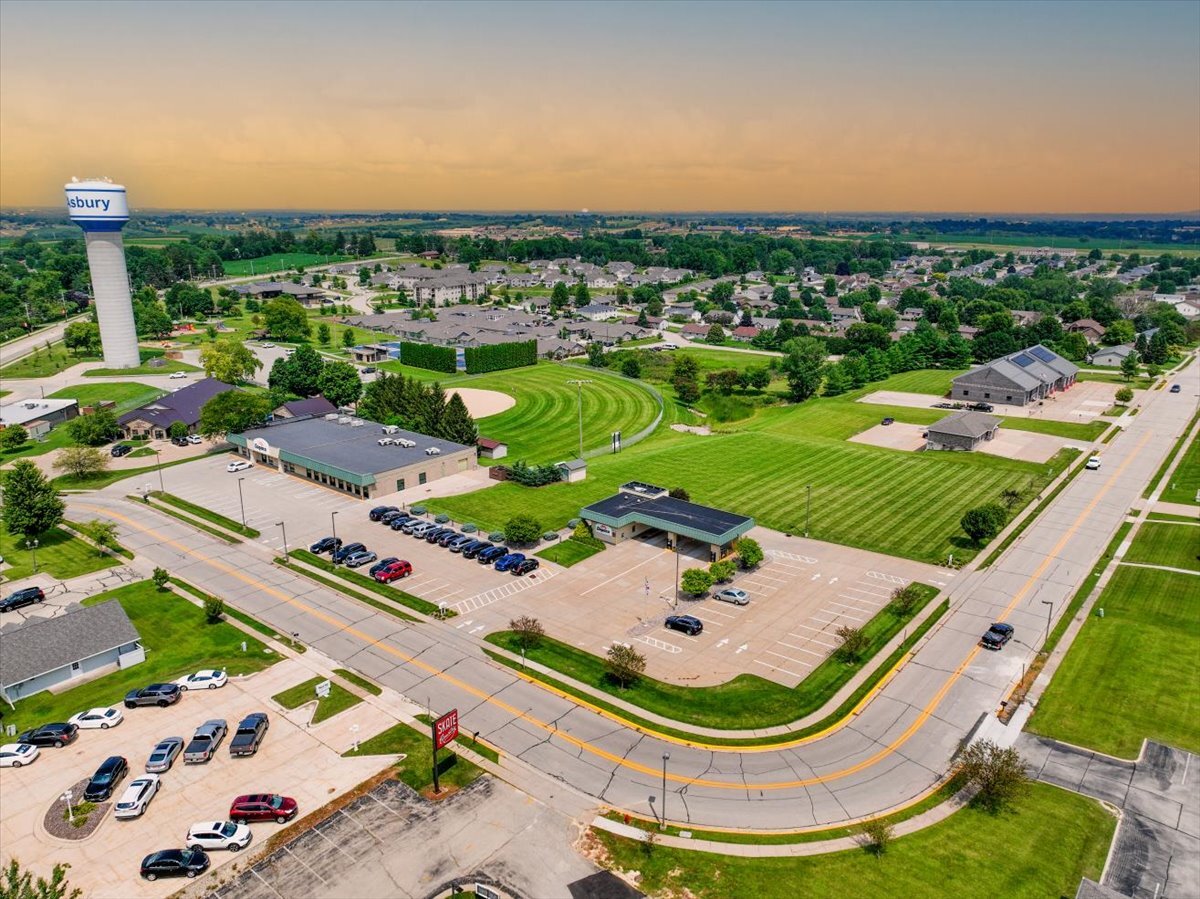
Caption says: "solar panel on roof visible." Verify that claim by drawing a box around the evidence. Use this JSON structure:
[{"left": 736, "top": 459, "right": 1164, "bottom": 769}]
[
  {"left": 1028, "top": 346, "right": 1056, "bottom": 363},
  {"left": 1011, "top": 354, "right": 1035, "bottom": 367}
]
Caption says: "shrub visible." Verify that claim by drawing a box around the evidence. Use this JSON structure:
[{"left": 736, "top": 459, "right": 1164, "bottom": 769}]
[
  {"left": 888, "top": 584, "right": 923, "bottom": 616},
  {"left": 835, "top": 625, "right": 869, "bottom": 662},
  {"left": 505, "top": 460, "right": 563, "bottom": 487},
  {"left": 463, "top": 340, "right": 537, "bottom": 374},
  {"left": 1115, "top": 386, "right": 1134, "bottom": 404},
  {"left": 399, "top": 341, "right": 455, "bottom": 373},
  {"left": 958, "top": 739, "right": 1029, "bottom": 812},
  {"left": 542, "top": 531, "right": 559, "bottom": 541},
  {"left": 961, "top": 503, "right": 1007, "bottom": 546},
  {"left": 203, "top": 596, "right": 225, "bottom": 623},
  {"left": 735, "top": 536, "right": 764, "bottom": 569},
  {"left": 572, "top": 521, "right": 591, "bottom": 540},
  {"left": 680, "top": 567, "right": 714, "bottom": 596},
  {"left": 0, "top": 424, "right": 28, "bottom": 452},
  {"left": 504, "top": 515, "right": 542, "bottom": 546},
  {"left": 858, "top": 818, "right": 894, "bottom": 857},
  {"left": 709, "top": 559, "right": 736, "bottom": 583},
  {"left": 509, "top": 616, "right": 544, "bottom": 651}
]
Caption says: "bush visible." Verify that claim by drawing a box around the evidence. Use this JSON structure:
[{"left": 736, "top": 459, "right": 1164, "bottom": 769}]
[
  {"left": 463, "top": 340, "right": 537, "bottom": 374},
  {"left": 572, "top": 521, "right": 591, "bottom": 540},
  {"left": 668, "top": 486, "right": 690, "bottom": 501},
  {"left": 152, "top": 567, "right": 170, "bottom": 590},
  {"left": 504, "top": 515, "right": 542, "bottom": 546},
  {"left": 505, "top": 460, "right": 563, "bottom": 487},
  {"left": 0, "top": 424, "right": 28, "bottom": 452},
  {"left": 680, "top": 567, "right": 714, "bottom": 596},
  {"left": 434, "top": 514, "right": 450, "bottom": 524},
  {"left": 399, "top": 341, "right": 456, "bottom": 373},
  {"left": 858, "top": 818, "right": 895, "bottom": 857},
  {"left": 203, "top": 596, "right": 225, "bottom": 623},
  {"left": 961, "top": 503, "right": 1008, "bottom": 546},
  {"left": 509, "top": 615, "right": 544, "bottom": 651},
  {"left": 1115, "top": 386, "right": 1134, "bottom": 404},
  {"left": 488, "top": 531, "right": 506, "bottom": 543},
  {"left": 735, "top": 536, "right": 764, "bottom": 569},
  {"left": 461, "top": 523, "right": 477, "bottom": 533},
  {"left": 889, "top": 584, "right": 923, "bottom": 616},
  {"left": 835, "top": 625, "right": 869, "bottom": 662},
  {"left": 958, "top": 739, "right": 1029, "bottom": 812},
  {"left": 709, "top": 559, "right": 736, "bottom": 583}
]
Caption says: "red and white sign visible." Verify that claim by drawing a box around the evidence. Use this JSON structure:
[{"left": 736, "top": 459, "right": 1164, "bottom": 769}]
[{"left": 433, "top": 709, "right": 459, "bottom": 750}]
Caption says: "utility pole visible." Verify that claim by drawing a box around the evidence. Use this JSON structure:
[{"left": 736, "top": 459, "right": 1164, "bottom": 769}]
[
  {"left": 565, "top": 379, "right": 592, "bottom": 460},
  {"left": 805, "top": 484, "right": 812, "bottom": 538},
  {"left": 660, "top": 753, "right": 670, "bottom": 829},
  {"left": 237, "top": 477, "right": 247, "bottom": 528},
  {"left": 277, "top": 521, "right": 289, "bottom": 560},
  {"left": 1040, "top": 600, "right": 1053, "bottom": 646}
]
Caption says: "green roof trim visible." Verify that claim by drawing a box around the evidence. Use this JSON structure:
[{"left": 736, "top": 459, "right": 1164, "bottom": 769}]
[{"left": 582, "top": 506, "right": 754, "bottom": 546}]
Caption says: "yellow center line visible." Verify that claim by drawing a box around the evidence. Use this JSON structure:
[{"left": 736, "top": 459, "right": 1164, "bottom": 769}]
[{"left": 74, "top": 440, "right": 1148, "bottom": 792}]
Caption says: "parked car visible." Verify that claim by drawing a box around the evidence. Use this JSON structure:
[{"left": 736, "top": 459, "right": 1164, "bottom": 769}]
[
  {"left": 140, "top": 848, "right": 210, "bottom": 881},
  {"left": 111, "top": 443, "right": 132, "bottom": 457},
  {"left": 401, "top": 518, "right": 429, "bottom": 535},
  {"left": 184, "top": 720, "right": 228, "bottom": 764},
  {"left": 114, "top": 774, "right": 161, "bottom": 819},
  {"left": 229, "top": 793, "right": 298, "bottom": 824},
  {"left": 665, "top": 615, "right": 703, "bottom": 636},
  {"left": 436, "top": 530, "right": 462, "bottom": 547},
  {"left": 70, "top": 707, "right": 124, "bottom": 730},
  {"left": 83, "top": 755, "right": 129, "bottom": 801},
  {"left": 226, "top": 460, "right": 252, "bottom": 473},
  {"left": 477, "top": 545, "right": 509, "bottom": 564},
  {"left": 461, "top": 541, "right": 493, "bottom": 559},
  {"left": 1170, "top": 383, "right": 1182, "bottom": 393},
  {"left": 980, "top": 622, "right": 1014, "bottom": 650},
  {"left": 368, "top": 556, "right": 400, "bottom": 576},
  {"left": 146, "top": 737, "right": 184, "bottom": 773},
  {"left": 125, "top": 683, "right": 182, "bottom": 708},
  {"left": 344, "top": 549, "right": 377, "bottom": 568},
  {"left": 409, "top": 522, "right": 438, "bottom": 538},
  {"left": 0, "top": 743, "right": 39, "bottom": 768},
  {"left": 447, "top": 535, "right": 475, "bottom": 552},
  {"left": 332, "top": 542, "right": 366, "bottom": 564},
  {"left": 494, "top": 553, "right": 526, "bottom": 572},
  {"left": 0, "top": 586, "right": 45, "bottom": 613},
  {"left": 186, "top": 820, "right": 252, "bottom": 852},
  {"left": 881, "top": 417, "right": 895, "bottom": 426},
  {"left": 714, "top": 588, "right": 750, "bottom": 606},
  {"left": 1086, "top": 456, "right": 1102, "bottom": 470},
  {"left": 187, "top": 435, "right": 202, "bottom": 445},
  {"left": 229, "top": 712, "right": 270, "bottom": 758},
  {"left": 374, "top": 560, "right": 412, "bottom": 583},
  {"left": 389, "top": 515, "right": 418, "bottom": 531},
  {"left": 176, "top": 669, "right": 227, "bottom": 691},
  {"left": 171, "top": 436, "right": 189, "bottom": 447},
  {"left": 309, "top": 536, "right": 341, "bottom": 554},
  {"left": 169, "top": 371, "right": 188, "bottom": 380},
  {"left": 15, "top": 723, "right": 77, "bottom": 748},
  {"left": 512, "top": 558, "right": 540, "bottom": 576},
  {"left": 368, "top": 505, "right": 398, "bottom": 522},
  {"left": 362, "top": 366, "right": 377, "bottom": 374},
  {"left": 424, "top": 527, "right": 453, "bottom": 543},
  {"left": 380, "top": 510, "right": 406, "bottom": 525}
]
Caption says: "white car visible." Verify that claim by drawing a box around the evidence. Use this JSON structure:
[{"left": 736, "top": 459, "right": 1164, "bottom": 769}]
[
  {"left": 227, "top": 460, "right": 252, "bottom": 473},
  {"left": 714, "top": 588, "right": 751, "bottom": 606},
  {"left": 69, "top": 707, "right": 124, "bottom": 729},
  {"left": 176, "top": 669, "right": 227, "bottom": 691},
  {"left": 0, "top": 743, "right": 40, "bottom": 768},
  {"left": 114, "top": 774, "right": 161, "bottom": 819},
  {"left": 1086, "top": 456, "right": 1102, "bottom": 470},
  {"left": 169, "top": 372, "right": 187, "bottom": 380},
  {"left": 261, "top": 342, "right": 276, "bottom": 348},
  {"left": 186, "top": 820, "right": 253, "bottom": 852},
  {"left": 187, "top": 435, "right": 203, "bottom": 445}
]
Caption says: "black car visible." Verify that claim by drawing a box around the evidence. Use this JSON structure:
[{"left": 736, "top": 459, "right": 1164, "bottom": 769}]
[
  {"left": 368, "top": 506, "right": 398, "bottom": 522},
  {"left": 368, "top": 556, "right": 400, "bottom": 576},
  {"left": 124, "top": 683, "right": 182, "bottom": 708},
  {"left": 970, "top": 402, "right": 995, "bottom": 413},
  {"left": 1170, "top": 384, "right": 1182, "bottom": 393},
  {"left": 380, "top": 510, "right": 405, "bottom": 525},
  {"left": 84, "top": 755, "right": 129, "bottom": 802},
  {"left": 362, "top": 366, "right": 377, "bottom": 374},
  {"left": 461, "top": 541, "right": 493, "bottom": 559},
  {"left": 665, "top": 615, "right": 703, "bottom": 636},
  {"left": 435, "top": 530, "right": 461, "bottom": 547},
  {"left": 477, "top": 545, "right": 509, "bottom": 564},
  {"left": 171, "top": 436, "right": 190, "bottom": 447},
  {"left": 512, "top": 558, "right": 540, "bottom": 576},
  {"left": 140, "top": 848, "right": 211, "bottom": 881},
  {"left": 424, "top": 527, "right": 453, "bottom": 543},
  {"left": 111, "top": 443, "right": 132, "bottom": 457},
  {"left": 309, "top": 536, "right": 342, "bottom": 554},
  {"left": 15, "top": 722, "right": 78, "bottom": 748},
  {"left": 0, "top": 586, "right": 45, "bottom": 613},
  {"left": 980, "top": 622, "right": 1014, "bottom": 650},
  {"left": 332, "top": 542, "right": 366, "bottom": 564},
  {"left": 389, "top": 515, "right": 417, "bottom": 531}
]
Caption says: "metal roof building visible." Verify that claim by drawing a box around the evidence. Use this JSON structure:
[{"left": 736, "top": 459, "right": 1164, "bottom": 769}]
[{"left": 951, "top": 344, "right": 1079, "bottom": 407}]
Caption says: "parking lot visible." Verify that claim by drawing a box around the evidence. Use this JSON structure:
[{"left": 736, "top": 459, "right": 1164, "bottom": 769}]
[
  {"left": 0, "top": 659, "right": 387, "bottom": 899},
  {"left": 851, "top": 421, "right": 1088, "bottom": 464},
  {"left": 860, "top": 379, "right": 1120, "bottom": 422}
]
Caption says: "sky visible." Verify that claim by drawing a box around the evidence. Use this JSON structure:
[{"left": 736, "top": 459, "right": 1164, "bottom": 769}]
[{"left": 2, "top": 0, "right": 1198, "bottom": 214}]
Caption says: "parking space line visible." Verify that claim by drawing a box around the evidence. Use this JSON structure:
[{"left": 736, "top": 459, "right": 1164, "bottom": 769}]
[
  {"left": 252, "top": 868, "right": 288, "bottom": 898},
  {"left": 701, "top": 605, "right": 737, "bottom": 619},
  {"left": 284, "top": 845, "right": 329, "bottom": 885},
  {"left": 339, "top": 808, "right": 383, "bottom": 843},
  {"left": 691, "top": 616, "right": 723, "bottom": 626},
  {"left": 636, "top": 634, "right": 683, "bottom": 653},
  {"left": 829, "top": 600, "right": 872, "bottom": 613},
  {"left": 366, "top": 792, "right": 402, "bottom": 817},
  {"left": 312, "top": 823, "right": 358, "bottom": 861},
  {"left": 753, "top": 658, "right": 806, "bottom": 678},
  {"left": 580, "top": 550, "right": 668, "bottom": 596},
  {"left": 823, "top": 608, "right": 866, "bottom": 621},
  {"left": 746, "top": 572, "right": 790, "bottom": 584}
]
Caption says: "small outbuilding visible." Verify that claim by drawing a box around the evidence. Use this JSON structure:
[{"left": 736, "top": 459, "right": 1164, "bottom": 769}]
[
  {"left": 477, "top": 437, "right": 508, "bottom": 460},
  {"left": 556, "top": 458, "right": 587, "bottom": 483},
  {"left": 925, "top": 410, "right": 1001, "bottom": 452},
  {"left": 1088, "top": 345, "right": 1135, "bottom": 368}
]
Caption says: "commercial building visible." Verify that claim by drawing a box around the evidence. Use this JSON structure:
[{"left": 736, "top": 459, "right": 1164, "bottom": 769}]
[
  {"left": 0, "top": 398, "right": 79, "bottom": 437},
  {"left": 0, "top": 601, "right": 144, "bottom": 703},
  {"left": 951, "top": 344, "right": 1078, "bottom": 407},
  {"left": 227, "top": 414, "right": 476, "bottom": 500},
  {"left": 925, "top": 411, "right": 1000, "bottom": 451},
  {"left": 581, "top": 481, "right": 754, "bottom": 562},
  {"left": 119, "top": 377, "right": 234, "bottom": 438}
]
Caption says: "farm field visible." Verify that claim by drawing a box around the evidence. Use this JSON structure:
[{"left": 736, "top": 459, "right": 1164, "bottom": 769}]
[
  {"left": 889, "top": 230, "right": 1200, "bottom": 256},
  {"left": 1119, "top": 521, "right": 1199, "bottom": 572},
  {"left": 1028, "top": 563, "right": 1200, "bottom": 757},
  {"left": 222, "top": 252, "right": 352, "bottom": 276}
]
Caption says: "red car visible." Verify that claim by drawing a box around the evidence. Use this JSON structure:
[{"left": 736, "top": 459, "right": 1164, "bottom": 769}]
[
  {"left": 373, "top": 560, "right": 413, "bottom": 583},
  {"left": 229, "top": 794, "right": 298, "bottom": 824}
]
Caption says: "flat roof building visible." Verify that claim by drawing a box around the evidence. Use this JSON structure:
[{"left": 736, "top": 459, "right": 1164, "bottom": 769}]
[
  {"left": 227, "top": 415, "right": 476, "bottom": 500},
  {"left": 0, "top": 398, "right": 78, "bottom": 431}
]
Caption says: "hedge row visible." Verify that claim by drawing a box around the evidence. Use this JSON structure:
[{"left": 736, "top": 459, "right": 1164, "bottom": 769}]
[
  {"left": 400, "top": 341, "right": 456, "bottom": 373},
  {"left": 464, "top": 339, "right": 537, "bottom": 374}
]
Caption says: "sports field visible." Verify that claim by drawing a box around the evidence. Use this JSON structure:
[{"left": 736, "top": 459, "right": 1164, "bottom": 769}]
[
  {"left": 1029, "top": 563, "right": 1200, "bottom": 756},
  {"left": 222, "top": 252, "right": 352, "bottom": 276}
]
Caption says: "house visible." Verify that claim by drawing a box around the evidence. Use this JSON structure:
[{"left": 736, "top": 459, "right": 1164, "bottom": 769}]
[
  {"left": 925, "top": 411, "right": 1001, "bottom": 452},
  {"left": 118, "top": 378, "right": 235, "bottom": 439},
  {"left": 664, "top": 304, "right": 702, "bottom": 322},
  {"left": 273, "top": 396, "right": 338, "bottom": 419},
  {"left": 477, "top": 437, "right": 508, "bottom": 460},
  {"left": 680, "top": 323, "right": 714, "bottom": 339},
  {"left": 1011, "top": 310, "right": 1044, "bottom": 327},
  {"left": 1066, "top": 318, "right": 1106, "bottom": 344},
  {"left": 350, "top": 344, "right": 391, "bottom": 364},
  {"left": 1088, "top": 344, "right": 1136, "bottom": 367},
  {"left": 828, "top": 304, "right": 863, "bottom": 328},
  {"left": 0, "top": 601, "right": 144, "bottom": 702},
  {"left": 575, "top": 304, "right": 621, "bottom": 322},
  {"left": 951, "top": 344, "right": 1078, "bottom": 407},
  {"left": 730, "top": 325, "right": 760, "bottom": 342},
  {"left": 556, "top": 458, "right": 587, "bottom": 483},
  {"left": 232, "top": 282, "right": 329, "bottom": 305}
]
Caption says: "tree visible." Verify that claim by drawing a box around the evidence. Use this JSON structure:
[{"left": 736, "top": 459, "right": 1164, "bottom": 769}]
[
  {"left": 706, "top": 369, "right": 740, "bottom": 395},
  {"left": 262, "top": 297, "right": 310, "bottom": 340},
  {"left": 1101, "top": 319, "right": 1135, "bottom": 346},
  {"left": 822, "top": 363, "right": 851, "bottom": 397},
  {"left": 167, "top": 421, "right": 189, "bottom": 440},
  {"left": 509, "top": 615, "right": 545, "bottom": 652},
  {"left": 439, "top": 392, "right": 478, "bottom": 446},
  {"left": 957, "top": 739, "right": 1029, "bottom": 811},
  {"left": 746, "top": 366, "right": 771, "bottom": 391},
  {"left": 0, "top": 424, "right": 29, "bottom": 452},
  {"left": 65, "top": 410, "right": 119, "bottom": 447},
  {"left": 961, "top": 504, "right": 1007, "bottom": 546},
  {"left": 889, "top": 584, "right": 923, "bottom": 616},
  {"left": 710, "top": 281, "right": 735, "bottom": 304},
  {"left": 197, "top": 391, "right": 271, "bottom": 439},
  {"left": 203, "top": 595, "right": 225, "bottom": 623},
  {"left": 318, "top": 361, "right": 363, "bottom": 408},
  {"left": 709, "top": 559, "right": 736, "bottom": 583},
  {"left": 133, "top": 297, "right": 173, "bottom": 338},
  {"left": 82, "top": 519, "right": 119, "bottom": 556},
  {"left": 680, "top": 567, "right": 714, "bottom": 596},
  {"left": 668, "top": 486, "right": 690, "bottom": 501},
  {"left": 1114, "top": 386, "right": 1134, "bottom": 404},
  {"left": 278, "top": 345, "right": 325, "bottom": 396},
  {"left": 63, "top": 321, "right": 101, "bottom": 356},
  {"left": 316, "top": 323, "right": 331, "bottom": 345},
  {"left": 1119, "top": 351, "right": 1139, "bottom": 382},
  {"left": 671, "top": 354, "right": 701, "bottom": 405},
  {"left": 2, "top": 860, "right": 83, "bottom": 899},
  {"left": 342, "top": 327, "right": 357, "bottom": 349},
  {"left": 706, "top": 323, "right": 725, "bottom": 344},
  {"left": 504, "top": 515, "right": 542, "bottom": 546},
  {"left": 152, "top": 567, "right": 170, "bottom": 590},
  {"left": 52, "top": 446, "right": 108, "bottom": 480},
  {"left": 620, "top": 356, "right": 641, "bottom": 379},
  {"left": 735, "top": 536, "right": 764, "bottom": 569},
  {"left": 551, "top": 282, "right": 570, "bottom": 311},
  {"left": 780, "top": 337, "right": 826, "bottom": 402},
  {"left": 573, "top": 281, "right": 591, "bottom": 307},
  {"left": 857, "top": 818, "right": 894, "bottom": 858},
  {"left": 3, "top": 460, "right": 64, "bottom": 539},
  {"left": 636, "top": 308, "right": 649, "bottom": 327},
  {"left": 586, "top": 341, "right": 606, "bottom": 368},
  {"left": 604, "top": 643, "right": 647, "bottom": 689},
  {"left": 823, "top": 276, "right": 838, "bottom": 297},
  {"left": 835, "top": 625, "right": 869, "bottom": 662},
  {"left": 199, "top": 339, "right": 262, "bottom": 384}
]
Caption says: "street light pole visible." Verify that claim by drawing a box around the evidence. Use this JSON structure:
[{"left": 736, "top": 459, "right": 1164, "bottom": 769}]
[
  {"left": 660, "top": 752, "right": 670, "bottom": 829},
  {"left": 673, "top": 539, "right": 680, "bottom": 610},
  {"left": 237, "top": 477, "right": 247, "bottom": 529},
  {"left": 565, "top": 379, "right": 592, "bottom": 460},
  {"left": 277, "top": 521, "right": 289, "bottom": 560},
  {"left": 805, "top": 484, "right": 812, "bottom": 538},
  {"left": 331, "top": 510, "right": 339, "bottom": 542},
  {"left": 155, "top": 449, "right": 165, "bottom": 492},
  {"left": 26, "top": 538, "right": 39, "bottom": 573},
  {"left": 1040, "top": 600, "right": 1053, "bottom": 646}
]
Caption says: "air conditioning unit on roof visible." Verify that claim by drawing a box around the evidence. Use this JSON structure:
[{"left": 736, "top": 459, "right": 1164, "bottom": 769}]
[
  {"left": 425, "top": 447, "right": 441, "bottom": 455},
  {"left": 324, "top": 413, "right": 339, "bottom": 421}
]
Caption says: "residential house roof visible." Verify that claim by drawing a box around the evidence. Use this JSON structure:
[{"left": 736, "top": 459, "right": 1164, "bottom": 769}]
[
  {"left": 0, "top": 601, "right": 141, "bottom": 688},
  {"left": 928, "top": 410, "right": 1001, "bottom": 439},
  {"left": 118, "top": 378, "right": 235, "bottom": 429},
  {"left": 275, "top": 397, "right": 338, "bottom": 419}
]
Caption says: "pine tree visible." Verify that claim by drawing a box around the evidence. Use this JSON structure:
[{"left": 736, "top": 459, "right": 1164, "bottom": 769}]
[
  {"left": 439, "top": 393, "right": 478, "bottom": 446},
  {"left": 3, "top": 459, "right": 65, "bottom": 539}
]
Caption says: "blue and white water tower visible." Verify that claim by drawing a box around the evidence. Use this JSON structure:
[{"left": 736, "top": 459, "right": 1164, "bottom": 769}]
[{"left": 65, "top": 177, "right": 140, "bottom": 368}]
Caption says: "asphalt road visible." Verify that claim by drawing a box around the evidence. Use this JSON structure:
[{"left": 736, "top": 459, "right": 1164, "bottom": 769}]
[{"left": 68, "top": 356, "right": 1198, "bottom": 831}]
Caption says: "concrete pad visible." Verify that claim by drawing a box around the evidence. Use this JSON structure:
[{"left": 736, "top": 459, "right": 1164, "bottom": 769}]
[
  {"left": 860, "top": 380, "right": 1123, "bottom": 422},
  {"left": 849, "top": 422, "right": 926, "bottom": 451}
]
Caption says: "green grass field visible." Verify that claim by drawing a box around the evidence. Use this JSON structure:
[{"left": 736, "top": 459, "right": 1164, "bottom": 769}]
[
  {"left": 874, "top": 368, "right": 962, "bottom": 395},
  {"left": 272, "top": 676, "right": 363, "bottom": 723},
  {"left": 84, "top": 349, "right": 199, "bottom": 377},
  {"left": 891, "top": 229, "right": 1200, "bottom": 255},
  {"left": 222, "top": 252, "right": 352, "bottom": 276},
  {"left": 535, "top": 537, "right": 605, "bottom": 567},
  {"left": 7, "top": 581, "right": 278, "bottom": 734},
  {"left": 1120, "top": 521, "right": 1200, "bottom": 571},
  {"left": 0, "top": 344, "right": 99, "bottom": 378},
  {"left": 0, "top": 527, "right": 120, "bottom": 582},
  {"left": 593, "top": 782, "right": 1114, "bottom": 899},
  {"left": 343, "top": 720, "right": 484, "bottom": 792},
  {"left": 49, "top": 381, "right": 165, "bottom": 411},
  {"left": 1160, "top": 430, "right": 1199, "bottom": 506},
  {"left": 1029, "top": 564, "right": 1200, "bottom": 756}
]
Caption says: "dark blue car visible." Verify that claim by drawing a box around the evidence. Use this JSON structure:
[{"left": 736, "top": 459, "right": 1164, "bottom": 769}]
[
  {"left": 369, "top": 557, "right": 399, "bottom": 576},
  {"left": 477, "top": 545, "right": 509, "bottom": 564},
  {"left": 494, "top": 553, "right": 525, "bottom": 572}
]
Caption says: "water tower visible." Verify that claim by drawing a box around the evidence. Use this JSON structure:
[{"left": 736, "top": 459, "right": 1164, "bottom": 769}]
[{"left": 64, "top": 178, "right": 140, "bottom": 368}]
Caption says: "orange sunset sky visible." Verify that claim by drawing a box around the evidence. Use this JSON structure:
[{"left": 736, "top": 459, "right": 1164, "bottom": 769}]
[{"left": 2, "top": 0, "right": 1198, "bottom": 213}]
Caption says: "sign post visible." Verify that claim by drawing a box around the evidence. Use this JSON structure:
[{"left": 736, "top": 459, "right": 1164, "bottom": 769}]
[{"left": 431, "top": 709, "right": 459, "bottom": 794}]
